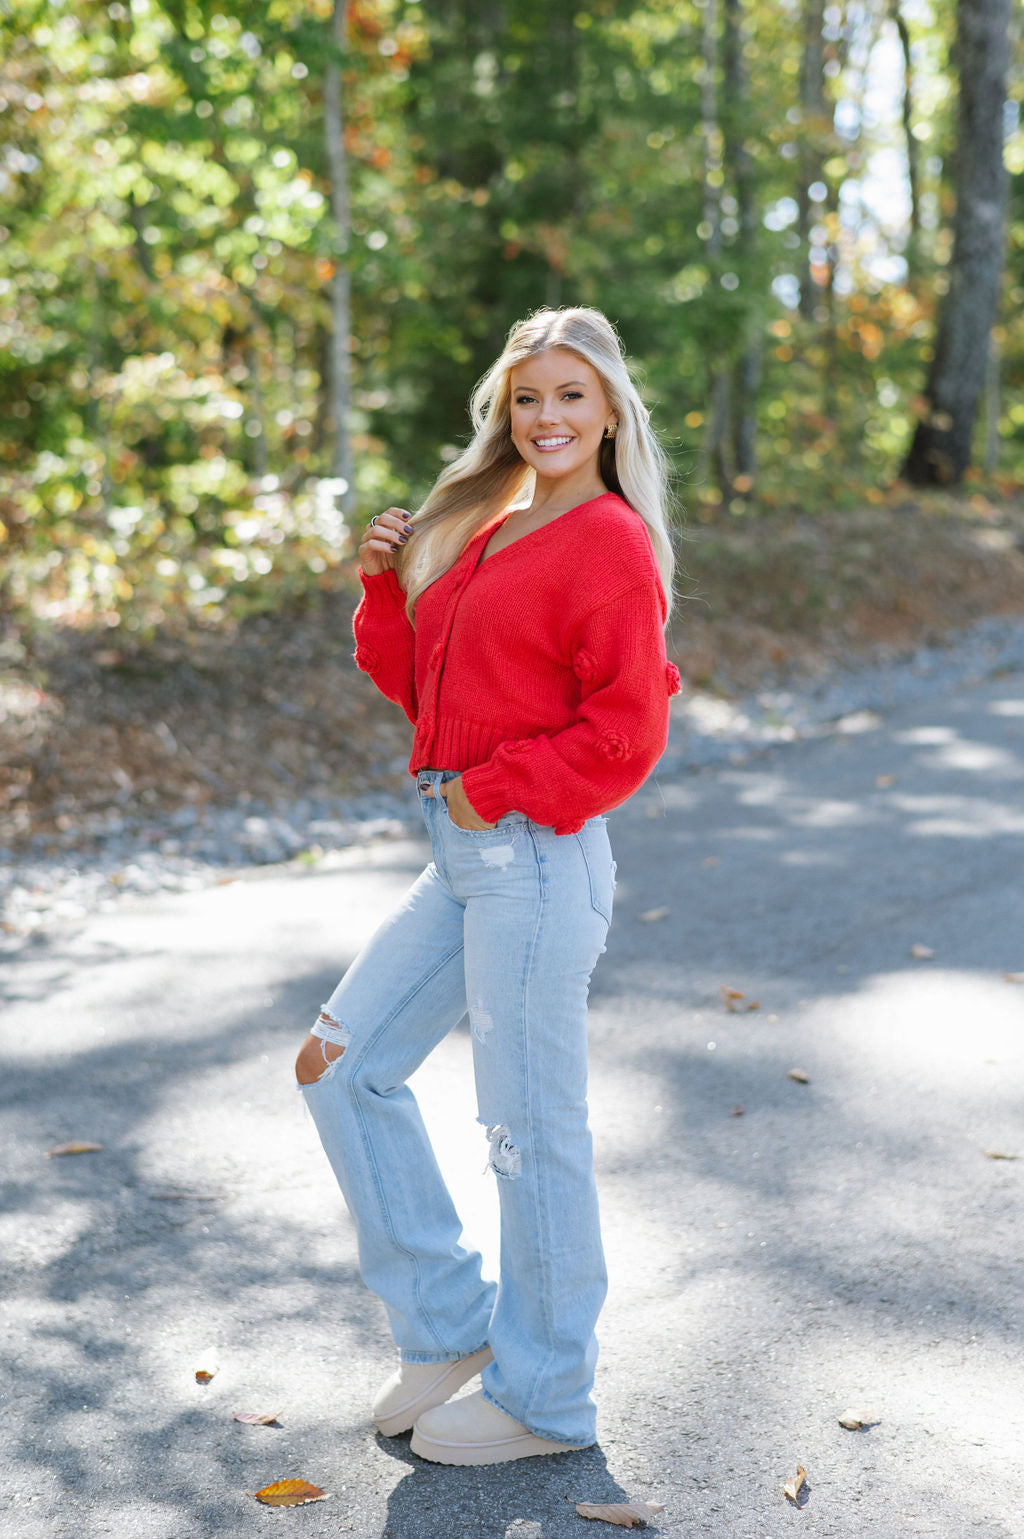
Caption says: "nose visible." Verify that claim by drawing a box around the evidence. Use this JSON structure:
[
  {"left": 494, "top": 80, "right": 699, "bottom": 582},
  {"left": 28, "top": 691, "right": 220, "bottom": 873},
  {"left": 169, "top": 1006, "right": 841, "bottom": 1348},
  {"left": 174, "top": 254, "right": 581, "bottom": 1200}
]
[{"left": 536, "top": 398, "right": 560, "bottom": 425}]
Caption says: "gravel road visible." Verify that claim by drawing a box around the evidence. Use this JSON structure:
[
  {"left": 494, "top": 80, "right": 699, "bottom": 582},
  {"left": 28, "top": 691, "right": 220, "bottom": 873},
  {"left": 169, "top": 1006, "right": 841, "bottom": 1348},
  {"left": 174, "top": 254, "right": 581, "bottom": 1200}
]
[
  {"left": 1, "top": 622, "right": 1023, "bottom": 1539},
  {"left": 5, "top": 614, "right": 1024, "bottom": 948}
]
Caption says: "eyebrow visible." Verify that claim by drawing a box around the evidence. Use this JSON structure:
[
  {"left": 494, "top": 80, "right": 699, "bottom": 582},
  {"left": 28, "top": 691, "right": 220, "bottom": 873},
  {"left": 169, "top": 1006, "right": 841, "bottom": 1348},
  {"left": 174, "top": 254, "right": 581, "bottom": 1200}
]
[{"left": 512, "top": 380, "right": 589, "bottom": 392}]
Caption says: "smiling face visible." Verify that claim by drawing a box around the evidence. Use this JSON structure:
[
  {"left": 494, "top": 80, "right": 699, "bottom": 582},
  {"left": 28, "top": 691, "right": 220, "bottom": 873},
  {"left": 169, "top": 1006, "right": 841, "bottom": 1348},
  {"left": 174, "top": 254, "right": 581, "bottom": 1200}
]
[{"left": 508, "top": 348, "right": 617, "bottom": 496}]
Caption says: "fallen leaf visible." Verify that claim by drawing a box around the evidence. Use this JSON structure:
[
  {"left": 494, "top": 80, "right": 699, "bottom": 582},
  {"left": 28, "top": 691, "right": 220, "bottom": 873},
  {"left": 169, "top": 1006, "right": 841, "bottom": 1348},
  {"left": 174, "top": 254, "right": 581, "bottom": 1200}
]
[
  {"left": 1003, "top": 972, "right": 1024, "bottom": 984},
  {"left": 788, "top": 1068, "right": 810, "bottom": 1084},
  {"left": 910, "top": 943, "right": 934, "bottom": 960},
  {"left": 250, "top": 1480, "right": 329, "bottom": 1507},
  {"left": 838, "top": 1408, "right": 880, "bottom": 1430},
  {"left": 194, "top": 1350, "right": 219, "bottom": 1383},
  {"left": 638, "top": 907, "right": 669, "bottom": 923},
  {"left": 783, "top": 1465, "right": 808, "bottom": 1505},
  {"left": 702, "top": 855, "right": 720, "bottom": 867},
  {"left": 983, "top": 1149, "right": 1019, "bottom": 1161},
  {"left": 575, "top": 1500, "right": 665, "bottom": 1528},
  {"left": 234, "top": 1411, "right": 283, "bottom": 1426},
  {"left": 730, "top": 1105, "right": 746, "bottom": 1117},
  {"left": 46, "top": 1141, "right": 104, "bottom": 1158},
  {"left": 720, "top": 985, "right": 744, "bottom": 1011},
  {"left": 875, "top": 774, "right": 895, "bottom": 788}
]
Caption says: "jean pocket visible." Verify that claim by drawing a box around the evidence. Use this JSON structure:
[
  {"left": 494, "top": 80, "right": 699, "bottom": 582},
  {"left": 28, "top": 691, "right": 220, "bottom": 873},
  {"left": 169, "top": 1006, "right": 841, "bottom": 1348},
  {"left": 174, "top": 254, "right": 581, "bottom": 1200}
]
[
  {"left": 442, "top": 796, "right": 514, "bottom": 839},
  {"left": 574, "top": 828, "right": 615, "bottom": 923}
]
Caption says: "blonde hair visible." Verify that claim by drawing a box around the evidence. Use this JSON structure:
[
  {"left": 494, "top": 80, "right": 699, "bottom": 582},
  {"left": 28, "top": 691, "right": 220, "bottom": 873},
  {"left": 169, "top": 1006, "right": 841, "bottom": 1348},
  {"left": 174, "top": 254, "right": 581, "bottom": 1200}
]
[{"left": 396, "top": 306, "right": 675, "bottom": 620}]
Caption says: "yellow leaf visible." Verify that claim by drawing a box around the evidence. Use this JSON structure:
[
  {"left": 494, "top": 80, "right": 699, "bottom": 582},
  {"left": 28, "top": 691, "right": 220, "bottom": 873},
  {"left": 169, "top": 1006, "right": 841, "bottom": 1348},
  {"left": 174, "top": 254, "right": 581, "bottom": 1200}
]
[
  {"left": 638, "top": 907, "right": 669, "bottom": 923},
  {"left": 788, "top": 1068, "right": 810, "bottom": 1084},
  {"left": 783, "top": 1464, "right": 808, "bottom": 1504},
  {"left": 983, "top": 1149, "right": 1018, "bottom": 1161},
  {"left": 574, "top": 1500, "right": 665, "bottom": 1527},
  {"left": 250, "top": 1479, "right": 329, "bottom": 1507},
  {"left": 46, "top": 1141, "right": 104, "bottom": 1158}
]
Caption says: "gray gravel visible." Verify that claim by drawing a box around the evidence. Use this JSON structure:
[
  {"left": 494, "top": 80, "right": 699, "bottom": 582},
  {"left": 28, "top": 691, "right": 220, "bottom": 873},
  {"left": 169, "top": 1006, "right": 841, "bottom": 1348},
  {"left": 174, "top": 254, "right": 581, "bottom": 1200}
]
[{"left": 5, "top": 613, "right": 1024, "bottom": 950}]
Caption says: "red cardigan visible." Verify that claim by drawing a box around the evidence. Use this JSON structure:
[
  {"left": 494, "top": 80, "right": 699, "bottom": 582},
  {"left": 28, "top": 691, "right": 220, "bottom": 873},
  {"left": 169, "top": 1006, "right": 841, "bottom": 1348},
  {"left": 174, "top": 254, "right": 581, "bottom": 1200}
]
[{"left": 352, "top": 492, "right": 680, "bottom": 835}]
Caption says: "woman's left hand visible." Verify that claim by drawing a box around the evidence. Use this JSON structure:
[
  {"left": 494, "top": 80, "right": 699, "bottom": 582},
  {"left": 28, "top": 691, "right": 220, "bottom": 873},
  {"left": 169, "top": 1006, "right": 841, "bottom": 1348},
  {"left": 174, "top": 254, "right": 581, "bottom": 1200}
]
[{"left": 440, "top": 776, "right": 497, "bottom": 831}]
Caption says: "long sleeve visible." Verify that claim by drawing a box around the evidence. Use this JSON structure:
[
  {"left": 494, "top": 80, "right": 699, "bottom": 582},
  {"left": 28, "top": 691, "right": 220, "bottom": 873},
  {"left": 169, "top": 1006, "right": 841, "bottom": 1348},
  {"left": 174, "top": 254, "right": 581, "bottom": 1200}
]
[
  {"left": 352, "top": 568, "right": 418, "bottom": 725},
  {"left": 459, "top": 579, "right": 681, "bottom": 834}
]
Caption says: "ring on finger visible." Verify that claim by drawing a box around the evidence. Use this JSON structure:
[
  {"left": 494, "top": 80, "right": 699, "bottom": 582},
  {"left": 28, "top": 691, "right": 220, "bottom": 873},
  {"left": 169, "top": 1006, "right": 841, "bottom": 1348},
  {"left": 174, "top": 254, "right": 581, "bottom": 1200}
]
[{"left": 369, "top": 515, "right": 380, "bottom": 527}]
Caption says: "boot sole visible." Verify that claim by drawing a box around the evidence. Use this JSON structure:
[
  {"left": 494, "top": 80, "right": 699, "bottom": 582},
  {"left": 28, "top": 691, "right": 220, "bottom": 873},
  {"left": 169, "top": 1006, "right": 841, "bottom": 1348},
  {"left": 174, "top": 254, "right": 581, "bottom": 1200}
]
[
  {"left": 409, "top": 1428, "right": 577, "bottom": 1465},
  {"left": 374, "top": 1348, "right": 493, "bottom": 1437}
]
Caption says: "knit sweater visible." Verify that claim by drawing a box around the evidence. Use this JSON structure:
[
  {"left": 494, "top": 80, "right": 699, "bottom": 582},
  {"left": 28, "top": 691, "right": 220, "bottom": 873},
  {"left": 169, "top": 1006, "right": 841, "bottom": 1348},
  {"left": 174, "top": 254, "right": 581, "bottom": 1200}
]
[{"left": 352, "top": 491, "right": 681, "bottom": 835}]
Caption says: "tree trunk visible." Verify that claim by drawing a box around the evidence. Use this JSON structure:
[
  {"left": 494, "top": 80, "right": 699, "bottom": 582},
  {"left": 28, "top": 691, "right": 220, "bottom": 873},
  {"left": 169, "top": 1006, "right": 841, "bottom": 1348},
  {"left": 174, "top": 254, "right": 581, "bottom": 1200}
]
[
  {"left": 698, "top": 0, "right": 734, "bottom": 501},
  {"left": 796, "top": 0, "right": 826, "bottom": 321},
  {"left": 722, "top": 0, "right": 759, "bottom": 486},
  {"left": 890, "top": 0, "right": 921, "bottom": 274},
  {"left": 324, "top": 0, "right": 354, "bottom": 513},
  {"left": 901, "top": 0, "right": 1010, "bottom": 486}
]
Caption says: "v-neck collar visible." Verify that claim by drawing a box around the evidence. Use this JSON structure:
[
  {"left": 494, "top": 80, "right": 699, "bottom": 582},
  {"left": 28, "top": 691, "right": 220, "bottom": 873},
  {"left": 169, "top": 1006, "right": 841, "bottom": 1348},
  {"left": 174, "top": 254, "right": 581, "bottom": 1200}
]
[{"left": 472, "top": 492, "right": 611, "bottom": 568}]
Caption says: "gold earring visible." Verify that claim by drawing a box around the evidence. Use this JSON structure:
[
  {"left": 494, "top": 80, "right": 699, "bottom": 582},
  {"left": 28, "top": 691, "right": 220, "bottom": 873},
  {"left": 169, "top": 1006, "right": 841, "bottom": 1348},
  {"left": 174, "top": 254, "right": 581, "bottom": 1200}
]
[{"left": 604, "top": 425, "right": 617, "bottom": 440}]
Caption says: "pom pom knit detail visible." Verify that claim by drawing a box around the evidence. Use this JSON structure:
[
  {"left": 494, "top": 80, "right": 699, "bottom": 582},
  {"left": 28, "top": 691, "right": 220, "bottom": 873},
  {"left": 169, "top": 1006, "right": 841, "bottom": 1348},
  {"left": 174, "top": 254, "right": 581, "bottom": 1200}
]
[
  {"left": 665, "top": 662, "right": 682, "bottom": 695},
  {"left": 354, "top": 645, "right": 380, "bottom": 674},
  {"left": 572, "top": 647, "right": 599, "bottom": 683},
  {"left": 598, "top": 731, "right": 631, "bottom": 762}
]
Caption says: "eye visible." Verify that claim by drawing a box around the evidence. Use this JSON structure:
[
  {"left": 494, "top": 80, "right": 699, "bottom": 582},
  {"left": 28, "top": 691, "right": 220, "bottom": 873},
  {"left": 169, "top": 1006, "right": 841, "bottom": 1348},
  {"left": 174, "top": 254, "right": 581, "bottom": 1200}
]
[
  {"left": 513, "top": 394, "right": 537, "bottom": 406},
  {"left": 562, "top": 391, "right": 583, "bottom": 400}
]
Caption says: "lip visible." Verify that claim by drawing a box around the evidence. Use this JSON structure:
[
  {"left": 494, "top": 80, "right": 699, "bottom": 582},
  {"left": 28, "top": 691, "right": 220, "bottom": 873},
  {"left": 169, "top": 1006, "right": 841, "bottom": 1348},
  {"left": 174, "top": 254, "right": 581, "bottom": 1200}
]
[{"left": 532, "top": 435, "right": 575, "bottom": 452}]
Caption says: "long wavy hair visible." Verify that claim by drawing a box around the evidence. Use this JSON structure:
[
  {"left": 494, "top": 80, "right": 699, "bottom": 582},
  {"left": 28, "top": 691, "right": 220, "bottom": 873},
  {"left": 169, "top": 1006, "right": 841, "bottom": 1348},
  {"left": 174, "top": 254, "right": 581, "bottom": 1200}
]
[{"left": 395, "top": 306, "right": 675, "bottom": 620}]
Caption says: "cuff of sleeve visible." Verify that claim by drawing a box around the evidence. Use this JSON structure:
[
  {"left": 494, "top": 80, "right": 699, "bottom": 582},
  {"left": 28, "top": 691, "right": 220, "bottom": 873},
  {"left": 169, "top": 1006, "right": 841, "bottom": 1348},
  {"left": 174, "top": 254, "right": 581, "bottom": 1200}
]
[
  {"left": 358, "top": 566, "right": 407, "bottom": 608},
  {"left": 459, "top": 762, "right": 515, "bottom": 825}
]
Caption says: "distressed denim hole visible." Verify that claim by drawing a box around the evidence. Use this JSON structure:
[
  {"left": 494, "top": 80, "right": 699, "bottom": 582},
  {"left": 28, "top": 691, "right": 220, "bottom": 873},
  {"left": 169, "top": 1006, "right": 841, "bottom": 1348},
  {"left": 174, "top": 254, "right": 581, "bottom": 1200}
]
[{"left": 484, "top": 1123, "right": 521, "bottom": 1179}]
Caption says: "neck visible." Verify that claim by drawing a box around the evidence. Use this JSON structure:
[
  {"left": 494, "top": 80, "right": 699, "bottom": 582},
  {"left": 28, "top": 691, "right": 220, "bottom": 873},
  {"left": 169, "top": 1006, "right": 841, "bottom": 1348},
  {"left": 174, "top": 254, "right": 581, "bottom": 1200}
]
[{"left": 525, "top": 472, "right": 607, "bottom": 518}]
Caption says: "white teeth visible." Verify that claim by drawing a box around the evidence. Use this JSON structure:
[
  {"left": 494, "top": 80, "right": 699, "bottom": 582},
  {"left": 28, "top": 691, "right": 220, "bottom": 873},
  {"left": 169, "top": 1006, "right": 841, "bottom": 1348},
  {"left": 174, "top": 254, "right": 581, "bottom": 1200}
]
[{"left": 534, "top": 436, "right": 573, "bottom": 448}]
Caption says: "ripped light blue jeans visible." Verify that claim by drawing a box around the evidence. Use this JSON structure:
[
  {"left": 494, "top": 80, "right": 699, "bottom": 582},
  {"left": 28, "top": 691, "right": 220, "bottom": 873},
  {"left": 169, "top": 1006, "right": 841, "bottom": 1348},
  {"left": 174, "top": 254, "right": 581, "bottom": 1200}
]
[{"left": 299, "top": 769, "right": 615, "bottom": 1447}]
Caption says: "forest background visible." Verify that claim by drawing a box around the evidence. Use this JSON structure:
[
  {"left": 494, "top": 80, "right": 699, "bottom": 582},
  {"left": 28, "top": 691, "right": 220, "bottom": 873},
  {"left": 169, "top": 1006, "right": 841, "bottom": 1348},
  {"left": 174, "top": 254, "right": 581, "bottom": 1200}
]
[{"left": 0, "top": 0, "right": 1022, "bottom": 839}]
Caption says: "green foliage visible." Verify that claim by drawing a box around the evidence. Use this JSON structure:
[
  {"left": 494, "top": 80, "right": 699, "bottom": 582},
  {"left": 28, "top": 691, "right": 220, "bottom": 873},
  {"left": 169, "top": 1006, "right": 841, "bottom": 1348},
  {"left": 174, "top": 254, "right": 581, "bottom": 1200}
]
[{"left": 0, "top": 0, "right": 1021, "bottom": 633}]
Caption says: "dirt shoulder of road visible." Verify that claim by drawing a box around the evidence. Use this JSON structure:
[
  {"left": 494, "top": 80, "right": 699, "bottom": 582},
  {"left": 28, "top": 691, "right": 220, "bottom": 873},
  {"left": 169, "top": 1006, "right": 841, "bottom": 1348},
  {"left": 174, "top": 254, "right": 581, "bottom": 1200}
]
[{"left": 2, "top": 493, "right": 1023, "bottom": 846}]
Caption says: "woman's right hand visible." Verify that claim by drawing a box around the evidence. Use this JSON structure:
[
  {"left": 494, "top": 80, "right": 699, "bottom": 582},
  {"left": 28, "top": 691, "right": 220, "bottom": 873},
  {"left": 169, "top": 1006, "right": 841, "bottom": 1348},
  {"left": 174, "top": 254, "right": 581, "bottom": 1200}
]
[{"left": 358, "top": 508, "right": 414, "bottom": 576}]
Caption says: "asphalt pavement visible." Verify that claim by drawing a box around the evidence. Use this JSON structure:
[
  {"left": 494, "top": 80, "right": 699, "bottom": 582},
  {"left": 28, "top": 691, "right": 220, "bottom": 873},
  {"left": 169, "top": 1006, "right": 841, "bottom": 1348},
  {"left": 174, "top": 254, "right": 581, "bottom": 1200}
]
[{"left": 2, "top": 665, "right": 1023, "bottom": 1539}]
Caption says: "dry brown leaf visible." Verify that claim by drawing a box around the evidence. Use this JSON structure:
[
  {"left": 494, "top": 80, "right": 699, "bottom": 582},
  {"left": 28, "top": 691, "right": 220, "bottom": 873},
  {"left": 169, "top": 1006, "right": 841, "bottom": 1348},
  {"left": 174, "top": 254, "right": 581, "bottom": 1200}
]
[
  {"left": 983, "top": 1149, "right": 1019, "bottom": 1161},
  {"left": 783, "top": 1465, "right": 808, "bottom": 1504},
  {"left": 720, "top": 985, "right": 745, "bottom": 1011},
  {"left": 575, "top": 1500, "right": 665, "bottom": 1528},
  {"left": 250, "top": 1480, "right": 328, "bottom": 1507},
  {"left": 234, "top": 1410, "right": 282, "bottom": 1426},
  {"left": 910, "top": 943, "right": 935, "bottom": 960},
  {"left": 46, "top": 1141, "right": 103, "bottom": 1158},
  {"left": 1003, "top": 972, "right": 1024, "bottom": 984},
  {"left": 730, "top": 1105, "right": 746, "bottom": 1117},
  {"left": 638, "top": 907, "right": 669, "bottom": 923},
  {"left": 838, "top": 1408, "right": 880, "bottom": 1430},
  {"left": 788, "top": 1068, "right": 810, "bottom": 1084}
]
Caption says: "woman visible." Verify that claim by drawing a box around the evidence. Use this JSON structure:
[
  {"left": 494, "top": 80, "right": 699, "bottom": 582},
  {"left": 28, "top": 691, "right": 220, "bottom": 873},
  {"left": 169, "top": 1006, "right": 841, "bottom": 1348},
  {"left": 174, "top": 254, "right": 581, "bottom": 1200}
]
[{"left": 295, "top": 306, "right": 680, "bottom": 1466}]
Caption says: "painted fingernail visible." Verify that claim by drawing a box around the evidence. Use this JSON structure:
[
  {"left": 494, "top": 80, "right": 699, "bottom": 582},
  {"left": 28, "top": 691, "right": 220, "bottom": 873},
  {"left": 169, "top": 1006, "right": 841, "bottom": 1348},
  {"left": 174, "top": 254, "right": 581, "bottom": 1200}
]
[
  {"left": 404, "top": 523, "right": 414, "bottom": 534},
  {"left": 397, "top": 535, "right": 408, "bottom": 544}
]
